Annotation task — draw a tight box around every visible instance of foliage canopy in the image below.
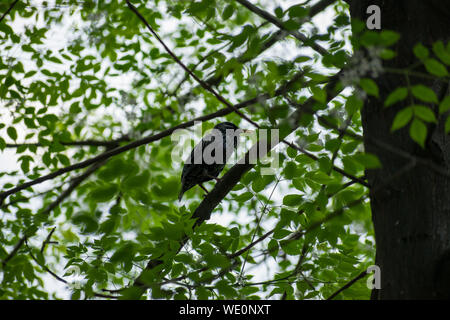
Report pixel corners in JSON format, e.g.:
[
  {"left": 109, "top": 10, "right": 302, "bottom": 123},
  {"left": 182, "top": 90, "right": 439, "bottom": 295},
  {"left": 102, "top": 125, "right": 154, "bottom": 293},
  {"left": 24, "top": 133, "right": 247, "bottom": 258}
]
[{"left": 1, "top": 0, "right": 449, "bottom": 300}]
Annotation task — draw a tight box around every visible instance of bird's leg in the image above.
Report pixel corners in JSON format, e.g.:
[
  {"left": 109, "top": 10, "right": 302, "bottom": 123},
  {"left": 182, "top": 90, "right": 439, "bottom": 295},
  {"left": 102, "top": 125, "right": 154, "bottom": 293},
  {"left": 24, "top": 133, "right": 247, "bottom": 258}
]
[{"left": 199, "top": 183, "right": 209, "bottom": 196}]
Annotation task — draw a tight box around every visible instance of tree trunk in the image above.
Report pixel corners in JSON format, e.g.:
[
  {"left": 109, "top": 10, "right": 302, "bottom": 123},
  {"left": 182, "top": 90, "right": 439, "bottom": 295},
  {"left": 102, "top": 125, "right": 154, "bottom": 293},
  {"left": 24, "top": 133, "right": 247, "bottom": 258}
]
[{"left": 347, "top": 0, "right": 450, "bottom": 299}]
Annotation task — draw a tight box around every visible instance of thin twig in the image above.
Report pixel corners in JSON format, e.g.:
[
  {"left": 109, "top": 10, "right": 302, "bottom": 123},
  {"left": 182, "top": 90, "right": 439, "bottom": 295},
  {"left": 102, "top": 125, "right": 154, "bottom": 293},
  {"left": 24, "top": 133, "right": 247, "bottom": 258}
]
[
  {"left": 40, "top": 227, "right": 56, "bottom": 253},
  {"left": 326, "top": 270, "right": 368, "bottom": 300},
  {"left": 235, "top": 0, "right": 328, "bottom": 56},
  {"left": 1, "top": 158, "right": 108, "bottom": 266},
  {"left": 126, "top": 0, "right": 259, "bottom": 128},
  {"left": 0, "top": 0, "right": 19, "bottom": 24},
  {"left": 1, "top": 235, "right": 26, "bottom": 267}
]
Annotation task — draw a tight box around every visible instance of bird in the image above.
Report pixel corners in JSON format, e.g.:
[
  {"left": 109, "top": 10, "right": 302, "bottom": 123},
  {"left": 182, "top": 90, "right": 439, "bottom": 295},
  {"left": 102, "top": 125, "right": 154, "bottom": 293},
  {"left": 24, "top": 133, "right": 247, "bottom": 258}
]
[{"left": 178, "top": 122, "right": 246, "bottom": 201}]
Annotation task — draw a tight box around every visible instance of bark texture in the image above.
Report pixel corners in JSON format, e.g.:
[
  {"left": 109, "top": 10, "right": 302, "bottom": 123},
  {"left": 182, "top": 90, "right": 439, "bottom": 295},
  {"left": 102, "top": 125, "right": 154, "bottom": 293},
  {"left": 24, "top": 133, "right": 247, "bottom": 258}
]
[{"left": 347, "top": 0, "right": 450, "bottom": 299}]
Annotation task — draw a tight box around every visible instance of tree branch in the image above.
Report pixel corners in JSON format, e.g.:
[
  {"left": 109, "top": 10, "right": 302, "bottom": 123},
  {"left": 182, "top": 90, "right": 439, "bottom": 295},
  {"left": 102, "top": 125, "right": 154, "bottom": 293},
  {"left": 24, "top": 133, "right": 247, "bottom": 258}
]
[
  {"left": 176, "top": 0, "right": 336, "bottom": 106},
  {"left": 228, "top": 228, "right": 275, "bottom": 259},
  {"left": 283, "top": 139, "right": 370, "bottom": 188},
  {"left": 128, "top": 0, "right": 369, "bottom": 193},
  {"left": 0, "top": 0, "right": 19, "bottom": 24},
  {"left": 326, "top": 270, "right": 368, "bottom": 300},
  {"left": 128, "top": 71, "right": 344, "bottom": 298},
  {"left": 0, "top": 69, "right": 304, "bottom": 205},
  {"left": 316, "top": 113, "right": 450, "bottom": 179},
  {"left": 111, "top": 173, "right": 359, "bottom": 295},
  {"left": 1, "top": 235, "right": 26, "bottom": 267},
  {"left": 126, "top": 0, "right": 259, "bottom": 128},
  {"left": 26, "top": 240, "right": 119, "bottom": 299},
  {"left": 40, "top": 227, "right": 56, "bottom": 253},
  {"left": 1, "top": 157, "right": 107, "bottom": 267},
  {"left": 235, "top": 0, "right": 329, "bottom": 56}
]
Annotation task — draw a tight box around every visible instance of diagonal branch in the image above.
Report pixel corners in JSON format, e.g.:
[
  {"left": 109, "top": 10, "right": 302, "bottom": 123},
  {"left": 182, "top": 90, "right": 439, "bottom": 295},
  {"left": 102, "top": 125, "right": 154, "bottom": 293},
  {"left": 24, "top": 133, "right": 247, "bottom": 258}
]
[
  {"left": 127, "top": 2, "right": 368, "bottom": 190},
  {"left": 228, "top": 228, "right": 274, "bottom": 259},
  {"left": 25, "top": 240, "right": 119, "bottom": 299},
  {"left": 175, "top": 29, "right": 286, "bottom": 106},
  {"left": 128, "top": 71, "right": 345, "bottom": 298},
  {"left": 0, "top": 182, "right": 64, "bottom": 211},
  {"left": 1, "top": 158, "right": 107, "bottom": 267},
  {"left": 0, "top": 0, "right": 19, "bottom": 24},
  {"left": 235, "top": 0, "right": 329, "bottom": 56},
  {"left": 176, "top": 0, "right": 336, "bottom": 106},
  {"left": 126, "top": 0, "right": 259, "bottom": 128},
  {"left": 0, "top": 69, "right": 304, "bottom": 205},
  {"left": 326, "top": 270, "right": 368, "bottom": 300},
  {"left": 40, "top": 227, "right": 56, "bottom": 253},
  {"left": 1, "top": 235, "right": 26, "bottom": 267},
  {"left": 105, "top": 172, "right": 360, "bottom": 295}
]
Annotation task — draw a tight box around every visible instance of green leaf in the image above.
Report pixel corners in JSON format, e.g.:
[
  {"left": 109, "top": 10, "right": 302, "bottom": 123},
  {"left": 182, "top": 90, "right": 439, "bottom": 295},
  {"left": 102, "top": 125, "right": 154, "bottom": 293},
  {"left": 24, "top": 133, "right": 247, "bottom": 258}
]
[
  {"left": 380, "top": 30, "right": 400, "bottom": 46},
  {"left": 288, "top": 4, "right": 307, "bottom": 19},
  {"left": 24, "top": 70, "right": 37, "bottom": 78},
  {"left": 353, "top": 153, "right": 382, "bottom": 169},
  {"left": 0, "top": 137, "right": 6, "bottom": 150},
  {"left": 379, "top": 49, "right": 396, "bottom": 60},
  {"left": 305, "top": 171, "right": 334, "bottom": 184},
  {"left": 273, "top": 228, "right": 291, "bottom": 239},
  {"left": 282, "top": 194, "right": 303, "bottom": 207},
  {"left": 311, "top": 86, "right": 327, "bottom": 103},
  {"left": 284, "top": 161, "right": 300, "bottom": 179},
  {"left": 123, "top": 171, "right": 150, "bottom": 190},
  {"left": 424, "top": 58, "right": 448, "bottom": 77},
  {"left": 345, "top": 94, "right": 363, "bottom": 114},
  {"left": 216, "top": 280, "right": 237, "bottom": 298},
  {"left": 274, "top": 6, "right": 283, "bottom": 18},
  {"left": 152, "top": 177, "right": 179, "bottom": 198},
  {"left": 411, "top": 85, "right": 438, "bottom": 103},
  {"left": 7, "top": 127, "right": 17, "bottom": 140},
  {"left": 268, "top": 239, "right": 279, "bottom": 258},
  {"left": 445, "top": 116, "right": 450, "bottom": 133},
  {"left": 409, "top": 119, "right": 427, "bottom": 148},
  {"left": 234, "top": 191, "right": 253, "bottom": 202},
  {"left": 412, "top": 105, "right": 437, "bottom": 123},
  {"left": 72, "top": 214, "right": 99, "bottom": 233},
  {"left": 432, "top": 41, "right": 450, "bottom": 65},
  {"left": 222, "top": 5, "right": 234, "bottom": 20},
  {"left": 439, "top": 96, "right": 450, "bottom": 114},
  {"left": 413, "top": 43, "right": 429, "bottom": 60},
  {"left": 110, "top": 243, "right": 136, "bottom": 264},
  {"left": 251, "top": 175, "right": 272, "bottom": 193},
  {"left": 89, "top": 184, "right": 118, "bottom": 202},
  {"left": 384, "top": 87, "right": 408, "bottom": 107},
  {"left": 391, "top": 107, "right": 413, "bottom": 131},
  {"left": 204, "top": 252, "right": 230, "bottom": 268},
  {"left": 359, "top": 78, "right": 379, "bottom": 97}
]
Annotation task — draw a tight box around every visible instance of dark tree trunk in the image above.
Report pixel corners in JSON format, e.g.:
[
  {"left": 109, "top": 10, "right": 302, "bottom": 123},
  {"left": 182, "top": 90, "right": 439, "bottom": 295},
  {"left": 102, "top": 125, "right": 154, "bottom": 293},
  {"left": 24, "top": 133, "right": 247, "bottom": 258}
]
[{"left": 347, "top": 0, "right": 450, "bottom": 299}]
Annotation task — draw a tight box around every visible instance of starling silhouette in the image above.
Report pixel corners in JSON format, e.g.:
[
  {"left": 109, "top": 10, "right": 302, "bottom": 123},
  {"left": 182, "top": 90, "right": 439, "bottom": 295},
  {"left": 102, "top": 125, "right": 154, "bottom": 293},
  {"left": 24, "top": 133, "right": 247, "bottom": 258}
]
[{"left": 178, "top": 122, "right": 245, "bottom": 201}]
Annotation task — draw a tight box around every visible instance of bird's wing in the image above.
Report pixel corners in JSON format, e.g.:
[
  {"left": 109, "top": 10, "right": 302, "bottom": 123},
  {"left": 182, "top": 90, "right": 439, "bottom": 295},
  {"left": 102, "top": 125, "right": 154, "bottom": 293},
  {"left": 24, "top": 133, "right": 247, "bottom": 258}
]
[{"left": 184, "top": 132, "right": 218, "bottom": 166}]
